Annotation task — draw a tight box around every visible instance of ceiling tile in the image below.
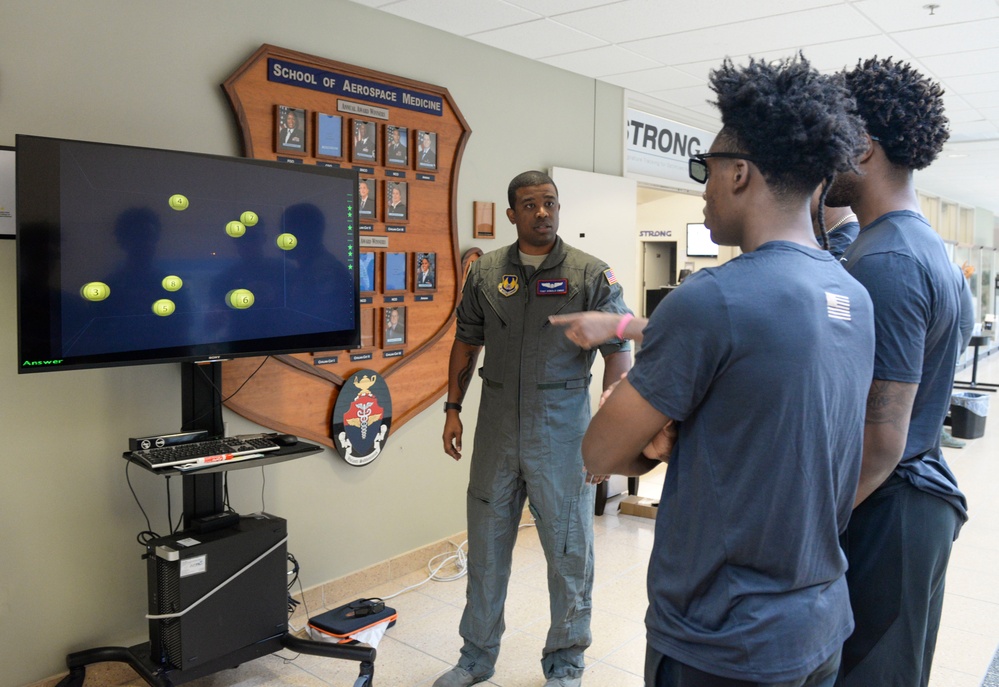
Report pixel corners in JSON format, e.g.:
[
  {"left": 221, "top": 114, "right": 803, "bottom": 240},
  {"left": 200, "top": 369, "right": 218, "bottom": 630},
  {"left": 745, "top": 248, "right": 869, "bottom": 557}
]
[
  {"left": 941, "top": 71, "right": 999, "bottom": 96},
  {"left": 540, "top": 45, "right": 662, "bottom": 78},
  {"left": 553, "top": 0, "right": 838, "bottom": 44},
  {"left": 852, "top": 0, "right": 999, "bottom": 33},
  {"left": 964, "top": 91, "right": 999, "bottom": 109},
  {"left": 947, "top": 108, "right": 992, "bottom": 124},
  {"left": 942, "top": 93, "right": 973, "bottom": 112},
  {"left": 622, "top": 5, "right": 880, "bottom": 66},
  {"left": 793, "top": 36, "right": 916, "bottom": 73},
  {"left": 502, "top": 0, "right": 620, "bottom": 15},
  {"left": 471, "top": 18, "right": 606, "bottom": 59},
  {"left": 668, "top": 36, "right": 913, "bottom": 82},
  {"left": 920, "top": 48, "right": 999, "bottom": 78},
  {"left": 979, "top": 106, "right": 999, "bottom": 121},
  {"left": 948, "top": 119, "right": 999, "bottom": 140},
  {"left": 891, "top": 17, "right": 999, "bottom": 57},
  {"left": 380, "top": 0, "right": 541, "bottom": 36},
  {"left": 603, "top": 66, "right": 705, "bottom": 92},
  {"left": 645, "top": 84, "right": 715, "bottom": 108}
]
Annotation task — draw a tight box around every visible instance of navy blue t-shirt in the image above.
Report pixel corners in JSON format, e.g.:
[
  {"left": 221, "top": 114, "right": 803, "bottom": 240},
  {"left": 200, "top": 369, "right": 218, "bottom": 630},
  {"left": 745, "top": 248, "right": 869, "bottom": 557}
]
[
  {"left": 840, "top": 210, "right": 967, "bottom": 520},
  {"left": 631, "top": 242, "right": 875, "bottom": 682},
  {"left": 820, "top": 220, "right": 860, "bottom": 260}
]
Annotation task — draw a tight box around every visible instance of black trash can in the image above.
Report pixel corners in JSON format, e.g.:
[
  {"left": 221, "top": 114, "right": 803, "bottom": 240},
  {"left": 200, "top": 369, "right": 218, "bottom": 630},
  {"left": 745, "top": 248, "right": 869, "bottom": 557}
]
[{"left": 950, "top": 391, "right": 989, "bottom": 439}]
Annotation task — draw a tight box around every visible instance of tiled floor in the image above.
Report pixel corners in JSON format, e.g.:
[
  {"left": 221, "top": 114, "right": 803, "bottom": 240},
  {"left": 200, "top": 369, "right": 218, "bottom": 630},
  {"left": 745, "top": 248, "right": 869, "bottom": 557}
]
[{"left": 121, "top": 351, "right": 999, "bottom": 687}]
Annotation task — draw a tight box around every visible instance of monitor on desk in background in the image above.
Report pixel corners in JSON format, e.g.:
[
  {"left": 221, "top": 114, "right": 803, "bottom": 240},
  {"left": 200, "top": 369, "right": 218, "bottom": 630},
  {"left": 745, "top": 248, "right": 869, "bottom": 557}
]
[{"left": 686, "top": 222, "right": 718, "bottom": 258}]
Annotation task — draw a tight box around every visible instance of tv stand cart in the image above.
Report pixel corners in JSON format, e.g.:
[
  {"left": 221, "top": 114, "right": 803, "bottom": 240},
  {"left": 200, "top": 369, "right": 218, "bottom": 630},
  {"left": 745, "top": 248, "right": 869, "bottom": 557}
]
[{"left": 56, "top": 362, "right": 379, "bottom": 687}]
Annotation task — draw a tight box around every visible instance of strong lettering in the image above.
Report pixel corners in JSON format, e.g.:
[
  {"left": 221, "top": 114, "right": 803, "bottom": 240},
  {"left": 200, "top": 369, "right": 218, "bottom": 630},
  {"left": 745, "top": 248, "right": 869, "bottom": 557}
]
[{"left": 629, "top": 120, "right": 703, "bottom": 156}]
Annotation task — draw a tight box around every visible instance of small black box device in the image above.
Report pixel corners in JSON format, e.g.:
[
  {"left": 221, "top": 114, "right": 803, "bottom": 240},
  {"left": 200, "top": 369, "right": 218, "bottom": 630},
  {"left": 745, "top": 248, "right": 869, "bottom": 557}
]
[{"left": 146, "top": 513, "right": 287, "bottom": 670}]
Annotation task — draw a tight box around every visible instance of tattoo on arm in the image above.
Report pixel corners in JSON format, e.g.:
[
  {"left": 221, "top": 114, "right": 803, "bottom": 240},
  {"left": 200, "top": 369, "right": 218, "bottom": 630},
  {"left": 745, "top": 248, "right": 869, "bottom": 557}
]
[
  {"left": 865, "top": 379, "right": 913, "bottom": 429},
  {"left": 457, "top": 351, "right": 476, "bottom": 400}
]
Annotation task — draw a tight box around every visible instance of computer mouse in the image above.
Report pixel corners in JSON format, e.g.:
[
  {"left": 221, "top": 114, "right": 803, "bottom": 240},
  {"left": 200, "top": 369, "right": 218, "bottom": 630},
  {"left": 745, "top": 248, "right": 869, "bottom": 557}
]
[{"left": 274, "top": 434, "right": 299, "bottom": 446}]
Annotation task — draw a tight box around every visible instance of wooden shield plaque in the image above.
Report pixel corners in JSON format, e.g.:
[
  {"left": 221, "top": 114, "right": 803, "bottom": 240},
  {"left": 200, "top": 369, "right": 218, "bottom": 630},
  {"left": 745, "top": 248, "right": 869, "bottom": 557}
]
[{"left": 220, "top": 44, "right": 470, "bottom": 448}]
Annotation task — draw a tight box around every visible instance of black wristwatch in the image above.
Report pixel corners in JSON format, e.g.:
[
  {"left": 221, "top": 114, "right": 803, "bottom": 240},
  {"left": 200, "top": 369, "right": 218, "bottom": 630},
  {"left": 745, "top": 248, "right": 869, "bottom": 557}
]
[{"left": 444, "top": 402, "right": 462, "bottom": 413}]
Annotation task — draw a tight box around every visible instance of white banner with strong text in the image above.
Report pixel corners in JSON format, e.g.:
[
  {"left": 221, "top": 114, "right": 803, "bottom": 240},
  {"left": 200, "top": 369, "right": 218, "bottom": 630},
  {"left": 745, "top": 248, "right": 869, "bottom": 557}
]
[{"left": 625, "top": 108, "right": 714, "bottom": 186}]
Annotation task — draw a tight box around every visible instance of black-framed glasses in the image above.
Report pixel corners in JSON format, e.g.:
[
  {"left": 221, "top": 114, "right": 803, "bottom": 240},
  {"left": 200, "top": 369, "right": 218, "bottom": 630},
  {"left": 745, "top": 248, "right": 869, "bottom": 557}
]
[{"left": 688, "top": 153, "right": 758, "bottom": 184}]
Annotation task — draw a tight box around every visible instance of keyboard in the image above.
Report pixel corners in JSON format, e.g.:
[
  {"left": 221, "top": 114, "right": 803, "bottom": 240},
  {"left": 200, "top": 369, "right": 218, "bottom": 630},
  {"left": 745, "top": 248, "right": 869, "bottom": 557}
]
[{"left": 130, "top": 436, "right": 281, "bottom": 469}]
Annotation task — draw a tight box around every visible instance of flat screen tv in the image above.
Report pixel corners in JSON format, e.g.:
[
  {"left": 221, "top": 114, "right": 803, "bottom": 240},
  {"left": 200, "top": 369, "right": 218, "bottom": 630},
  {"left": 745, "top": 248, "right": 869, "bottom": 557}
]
[
  {"left": 16, "top": 134, "right": 360, "bottom": 373},
  {"left": 686, "top": 222, "right": 719, "bottom": 258}
]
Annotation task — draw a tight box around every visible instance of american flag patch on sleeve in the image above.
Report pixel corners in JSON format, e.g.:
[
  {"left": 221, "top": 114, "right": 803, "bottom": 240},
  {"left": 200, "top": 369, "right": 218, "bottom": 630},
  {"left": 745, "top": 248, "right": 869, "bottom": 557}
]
[
  {"left": 604, "top": 268, "right": 618, "bottom": 286},
  {"left": 826, "top": 292, "right": 851, "bottom": 321}
]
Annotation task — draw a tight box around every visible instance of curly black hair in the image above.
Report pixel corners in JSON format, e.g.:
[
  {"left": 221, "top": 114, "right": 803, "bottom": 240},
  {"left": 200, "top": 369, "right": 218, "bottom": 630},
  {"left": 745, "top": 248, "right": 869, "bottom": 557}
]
[
  {"left": 843, "top": 57, "right": 949, "bottom": 170},
  {"left": 708, "top": 54, "right": 867, "bottom": 202}
]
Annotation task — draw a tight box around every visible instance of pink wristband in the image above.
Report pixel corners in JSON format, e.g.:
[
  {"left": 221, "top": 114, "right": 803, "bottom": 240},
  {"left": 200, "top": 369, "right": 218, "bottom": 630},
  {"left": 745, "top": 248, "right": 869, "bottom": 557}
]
[{"left": 615, "top": 313, "right": 634, "bottom": 340}]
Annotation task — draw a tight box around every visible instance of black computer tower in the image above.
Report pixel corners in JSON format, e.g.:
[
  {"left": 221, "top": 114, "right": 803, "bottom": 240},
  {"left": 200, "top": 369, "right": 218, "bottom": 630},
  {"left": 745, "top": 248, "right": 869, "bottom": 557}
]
[{"left": 145, "top": 513, "right": 288, "bottom": 671}]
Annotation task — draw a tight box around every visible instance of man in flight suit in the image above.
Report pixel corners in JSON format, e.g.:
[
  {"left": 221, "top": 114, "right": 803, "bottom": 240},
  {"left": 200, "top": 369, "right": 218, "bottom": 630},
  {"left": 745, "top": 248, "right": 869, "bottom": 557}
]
[{"left": 438, "top": 170, "right": 632, "bottom": 687}]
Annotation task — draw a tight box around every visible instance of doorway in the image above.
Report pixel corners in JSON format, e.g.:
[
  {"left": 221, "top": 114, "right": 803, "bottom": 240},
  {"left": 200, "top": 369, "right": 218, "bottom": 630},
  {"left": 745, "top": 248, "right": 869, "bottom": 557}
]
[{"left": 642, "top": 241, "right": 676, "bottom": 316}]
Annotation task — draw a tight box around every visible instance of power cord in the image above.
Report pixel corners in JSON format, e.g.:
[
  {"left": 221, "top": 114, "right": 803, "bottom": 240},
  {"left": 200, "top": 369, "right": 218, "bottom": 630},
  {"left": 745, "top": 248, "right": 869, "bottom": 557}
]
[
  {"left": 125, "top": 459, "right": 154, "bottom": 536},
  {"left": 282, "top": 522, "right": 536, "bottom": 638},
  {"left": 166, "top": 476, "right": 174, "bottom": 534},
  {"left": 379, "top": 520, "right": 536, "bottom": 601},
  {"left": 287, "top": 552, "right": 303, "bottom": 615},
  {"left": 280, "top": 551, "right": 311, "bottom": 658},
  {"left": 186, "top": 356, "right": 270, "bottom": 428}
]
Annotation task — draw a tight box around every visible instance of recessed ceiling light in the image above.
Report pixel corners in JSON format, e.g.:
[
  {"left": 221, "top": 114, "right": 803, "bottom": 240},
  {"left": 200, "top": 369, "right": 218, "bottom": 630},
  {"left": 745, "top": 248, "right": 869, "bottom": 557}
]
[{"left": 948, "top": 153, "right": 968, "bottom": 158}]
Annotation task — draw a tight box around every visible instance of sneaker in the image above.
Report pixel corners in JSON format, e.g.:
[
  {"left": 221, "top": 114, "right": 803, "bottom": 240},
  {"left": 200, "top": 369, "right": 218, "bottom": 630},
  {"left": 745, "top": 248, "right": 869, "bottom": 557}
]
[
  {"left": 544, "top": 677, "right": 582, "bottom": 687},
  {"left": 941, "top": 429, "right": 966, "bottom": 449},
  {"left": 433, "top": 666, "right": 491, "bottom": 687}
]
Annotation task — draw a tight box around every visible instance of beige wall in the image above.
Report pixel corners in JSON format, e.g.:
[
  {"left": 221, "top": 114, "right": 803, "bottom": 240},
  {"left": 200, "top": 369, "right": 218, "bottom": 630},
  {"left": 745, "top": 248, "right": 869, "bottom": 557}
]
[
  {"left": 0, "top": 2, "right": 626, "bottom": 684},
  {"left": 636, "top": 190, "right": 740, "bottom": 274}
]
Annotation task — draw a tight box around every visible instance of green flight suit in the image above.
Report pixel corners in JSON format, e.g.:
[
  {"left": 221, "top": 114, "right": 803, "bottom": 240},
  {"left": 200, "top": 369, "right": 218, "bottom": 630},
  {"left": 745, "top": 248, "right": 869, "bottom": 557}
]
[{"left": 454, "top": 237, "right": 631, "bottom": 680}]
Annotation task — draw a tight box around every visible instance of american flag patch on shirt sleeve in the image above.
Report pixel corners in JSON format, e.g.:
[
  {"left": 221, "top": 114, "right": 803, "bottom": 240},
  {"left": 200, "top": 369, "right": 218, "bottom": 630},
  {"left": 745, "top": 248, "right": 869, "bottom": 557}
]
[
  {"left": 826, "top": 292, "right": 851, "bottom": 321},
  {"left": 604, "top": 268, "right": 618, "bottom": 286}
]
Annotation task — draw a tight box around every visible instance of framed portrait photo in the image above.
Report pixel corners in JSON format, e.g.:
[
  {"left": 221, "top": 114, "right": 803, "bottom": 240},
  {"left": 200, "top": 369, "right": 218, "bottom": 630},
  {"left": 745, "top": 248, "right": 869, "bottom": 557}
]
[
  {"left": 358, "top": 178, "right": 377, "bottom": 220},
  {"left": 382, "top": 306, "right": 407, "bottom": 347},
  {"left": 383, "top": 251, "right": 408, "bottom": 293},
  {"left": 414, "top": 251, "right": 436, "bottom": 290},
  {"left": 315, "top": 112, "right": 343, "bottom": 159},
  {"left": 359, "top": 251, "right": 377, "bottom": 295},
  {"left": 385, "top": 125, "right": 409, "bottom": 168},
  {"left": 415, "top": 130, "right": 437, "bottom": 170},
  {"left": 385, "top": 180, "right": 408, "bottom": 222},
  {"left": 351, "top": 119, "right": 377, "bottom": 163},
  {"left": 276, "top": 105, "right": 306, "bottom": 153}
]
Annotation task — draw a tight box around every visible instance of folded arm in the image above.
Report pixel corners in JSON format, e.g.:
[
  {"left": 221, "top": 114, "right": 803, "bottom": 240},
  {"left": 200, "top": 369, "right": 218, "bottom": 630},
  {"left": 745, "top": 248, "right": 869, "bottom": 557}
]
[{"left": 583, "top": 377, "right": 673, "bottom": 477}]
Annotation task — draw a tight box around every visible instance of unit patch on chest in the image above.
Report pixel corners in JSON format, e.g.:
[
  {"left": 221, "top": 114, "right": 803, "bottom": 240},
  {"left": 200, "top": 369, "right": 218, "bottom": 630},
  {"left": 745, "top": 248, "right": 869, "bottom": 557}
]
[
  {"left": 536, "top": 278, "right": 568, "bottom": 296},
  {"left": 498, "top": 274, "right": 519, "bottom": 297}
]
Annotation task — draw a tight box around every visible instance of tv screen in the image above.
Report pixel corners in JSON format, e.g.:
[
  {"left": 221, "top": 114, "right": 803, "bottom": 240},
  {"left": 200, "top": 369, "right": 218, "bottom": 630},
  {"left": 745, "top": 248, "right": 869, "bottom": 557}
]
[
  {"left": 686, "top": 222, "right": 719, "bottom": 258},
  {"left": 16, "top": 135, "right": 360, "bottom": 373}
]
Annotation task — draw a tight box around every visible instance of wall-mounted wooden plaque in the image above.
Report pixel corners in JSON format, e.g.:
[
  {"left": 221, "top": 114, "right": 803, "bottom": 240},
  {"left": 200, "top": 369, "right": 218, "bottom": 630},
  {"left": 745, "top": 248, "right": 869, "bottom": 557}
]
[{"left": 221, "top": 44, "right": 471, "bottom": 447}]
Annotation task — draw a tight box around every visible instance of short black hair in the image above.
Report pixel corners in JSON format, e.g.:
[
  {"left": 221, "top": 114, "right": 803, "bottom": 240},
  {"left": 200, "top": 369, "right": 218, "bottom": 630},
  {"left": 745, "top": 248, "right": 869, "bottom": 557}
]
[
  {"left": 708, "top": 54, "right": 867, "bottom": 200},
  {"left": 843, "top": 57, "right": 949, "bottom": 171},
  {"left": 508, "top": 170, "right": 558, "bottom": 209}
]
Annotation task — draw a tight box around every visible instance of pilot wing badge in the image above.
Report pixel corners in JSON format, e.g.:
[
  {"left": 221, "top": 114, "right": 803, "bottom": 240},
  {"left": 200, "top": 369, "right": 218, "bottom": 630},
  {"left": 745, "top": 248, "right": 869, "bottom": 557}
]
[
  {"left": 825, "top": 292, "right": 851, "bottom": 321},
  {"left": 498, "top": 274, "right": 519, "bottom": 297}
]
